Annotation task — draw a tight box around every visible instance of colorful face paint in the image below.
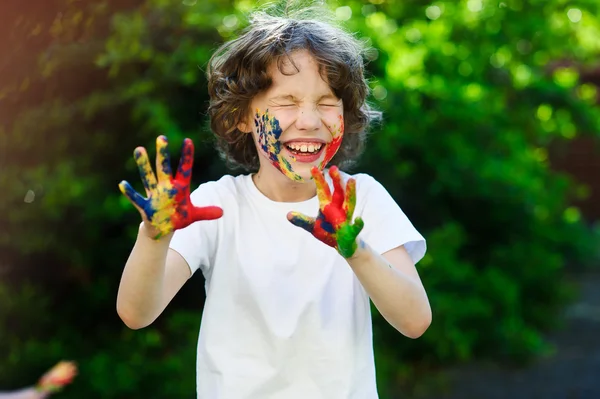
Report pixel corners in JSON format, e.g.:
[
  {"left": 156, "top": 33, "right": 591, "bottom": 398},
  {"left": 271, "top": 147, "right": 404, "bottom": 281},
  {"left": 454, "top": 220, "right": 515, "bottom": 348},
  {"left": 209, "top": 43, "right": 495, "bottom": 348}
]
[
  {"left": 287, "top": 166, "right": 364, "bottom": 258},
  {"left": 36, "top": 361, "right": 77, "bottom": 394},
  {"left": 254, "top": 109, "right": 345, "bottom": 182},
  {"left": 319, "top": 114, "right": 344, "bottom": 170},
  {"left": 254, "top": 109, "right": 302, "bottom": 181},
  {"left": 119, "top": 135, "right": 223, "bottom": 239}
]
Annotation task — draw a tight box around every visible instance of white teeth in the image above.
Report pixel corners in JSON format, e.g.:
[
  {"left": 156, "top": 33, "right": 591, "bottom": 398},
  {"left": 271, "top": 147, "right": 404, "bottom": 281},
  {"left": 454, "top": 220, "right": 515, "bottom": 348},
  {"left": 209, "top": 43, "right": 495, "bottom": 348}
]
[{"left": 286, "top": 143, "right": 323, "bottom": 153}]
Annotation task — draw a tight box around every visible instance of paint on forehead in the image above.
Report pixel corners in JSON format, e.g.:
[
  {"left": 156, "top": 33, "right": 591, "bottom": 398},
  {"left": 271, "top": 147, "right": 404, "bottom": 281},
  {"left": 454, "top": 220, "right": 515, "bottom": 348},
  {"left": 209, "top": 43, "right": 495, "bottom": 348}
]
[
  {"left": 318, "top": 114, "right": 345, "bottom": 170},
  {"left": 254, "top": 109, "right": 303, "bottom": 181}
]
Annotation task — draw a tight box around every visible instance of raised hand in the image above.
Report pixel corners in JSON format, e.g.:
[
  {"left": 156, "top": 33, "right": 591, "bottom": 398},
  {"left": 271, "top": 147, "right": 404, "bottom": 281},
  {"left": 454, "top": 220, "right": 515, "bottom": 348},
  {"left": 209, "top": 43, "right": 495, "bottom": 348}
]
[
  {"left": 287, "top": 166, "right": 364, "bottom": 258},
  {"left": 36, "top": 361, "right": 77, "bottom": 394},
  {"left": 119, "top": 136, "right": 223, "bottom": 239}
]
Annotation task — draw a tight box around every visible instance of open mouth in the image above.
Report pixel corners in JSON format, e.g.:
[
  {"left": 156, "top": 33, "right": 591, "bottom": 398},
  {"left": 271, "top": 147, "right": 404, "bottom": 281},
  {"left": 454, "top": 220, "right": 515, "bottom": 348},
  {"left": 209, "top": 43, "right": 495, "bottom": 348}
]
[
  {"left": 285, "top": 142, "right": 324, "bottom": 156},
  {"left": 283, "top": 142, "right": 325, "bottom": 163}
]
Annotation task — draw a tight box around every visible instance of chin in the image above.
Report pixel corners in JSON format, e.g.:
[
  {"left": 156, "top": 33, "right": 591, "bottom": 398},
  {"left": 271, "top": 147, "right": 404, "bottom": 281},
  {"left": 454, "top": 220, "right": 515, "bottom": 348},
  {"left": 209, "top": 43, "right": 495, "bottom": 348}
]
[
  {"left": 262, "top": 150, "right": 326, "bottom": 182},
  {"left": 287, "top": 159, "right": 325, "bottom": 182},
  {"left": 294, "top": 170, "right": 314, "bottom": 182}
]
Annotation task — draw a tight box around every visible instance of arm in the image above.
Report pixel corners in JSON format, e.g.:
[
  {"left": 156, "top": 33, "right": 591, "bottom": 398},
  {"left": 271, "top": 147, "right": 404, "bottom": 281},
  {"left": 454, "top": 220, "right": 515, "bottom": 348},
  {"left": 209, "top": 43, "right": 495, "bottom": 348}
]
[
  {"left": 116, "top": 228, "right": 191, "bottom": 329},
  {"left": 288, "top": 166, "right": 431, "bottom": 338},
  {"left": 0, "top": 388, "right": 46, "bottom": 399},
  {"left": 0, "top": 360, "right": 78, "bottom": 399},
  {"left": 116, "top": 136, "right": 222, "bottom": 329},
  {"left": 346, "top": 241, "right": 431, "bottom": 338}
]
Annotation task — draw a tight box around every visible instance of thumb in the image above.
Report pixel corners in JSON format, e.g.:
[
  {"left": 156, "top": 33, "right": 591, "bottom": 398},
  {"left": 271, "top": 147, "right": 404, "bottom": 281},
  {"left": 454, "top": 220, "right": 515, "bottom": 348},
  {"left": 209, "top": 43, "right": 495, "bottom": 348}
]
[
  {"left": 191, "top": 205, "right": 224, "bottom": 221},
  {"left": 351, "top": 217, "right": 365, "bottom": 236}
]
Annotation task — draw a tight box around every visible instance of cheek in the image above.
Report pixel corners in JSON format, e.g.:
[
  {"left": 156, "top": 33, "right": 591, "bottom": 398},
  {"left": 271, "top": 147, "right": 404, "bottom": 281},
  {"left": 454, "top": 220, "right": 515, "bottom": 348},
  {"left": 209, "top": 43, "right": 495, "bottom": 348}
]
[
  {"left": 269, "top": 111, "right": 294, "bottom": 131},
  {"left": 326, "top": 114, "right": 344, "bottom": 137},
  {"left": 323, "top": 135, "right": 343, "bottom": 162},
  {"left": 253, "top": 110, "right": 294, "bottom": 140},
  {"left": 319, "top": 114, "right": 344, "bottom": 168}
]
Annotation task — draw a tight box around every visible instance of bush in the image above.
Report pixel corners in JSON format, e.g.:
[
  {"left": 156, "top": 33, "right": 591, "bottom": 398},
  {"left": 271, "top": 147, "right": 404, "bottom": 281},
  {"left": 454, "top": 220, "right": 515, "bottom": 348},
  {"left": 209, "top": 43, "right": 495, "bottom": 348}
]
[{"left": 2, "top": 0, "right": 600, "bottom": 396}]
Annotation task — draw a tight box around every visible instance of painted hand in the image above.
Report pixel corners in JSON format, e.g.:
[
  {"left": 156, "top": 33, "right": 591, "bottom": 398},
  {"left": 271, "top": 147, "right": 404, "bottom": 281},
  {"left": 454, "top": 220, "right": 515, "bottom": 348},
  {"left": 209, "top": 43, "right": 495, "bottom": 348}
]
[
  {"left": 119, "top": 136, "right": 223, "bottom": 239},
  {"left": 287, "top": 166, "right": 364, "bottom": 258},
  {"left": 36, "top": 361, "right": 77, "bottom": 394}
]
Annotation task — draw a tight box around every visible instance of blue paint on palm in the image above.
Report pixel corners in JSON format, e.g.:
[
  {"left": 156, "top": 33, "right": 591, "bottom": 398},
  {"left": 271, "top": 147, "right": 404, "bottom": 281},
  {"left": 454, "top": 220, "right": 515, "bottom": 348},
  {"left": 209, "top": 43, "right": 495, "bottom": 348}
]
[{"left": 317, "top": 213, "right": 335, "bottom": 234}]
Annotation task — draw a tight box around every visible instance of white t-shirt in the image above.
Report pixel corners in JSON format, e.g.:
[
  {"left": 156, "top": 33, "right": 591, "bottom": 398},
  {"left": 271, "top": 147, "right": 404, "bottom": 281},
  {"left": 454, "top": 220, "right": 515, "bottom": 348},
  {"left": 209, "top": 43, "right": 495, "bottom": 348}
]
[{"left": 170, "top": 171, "right": 426, "bottom": 399}]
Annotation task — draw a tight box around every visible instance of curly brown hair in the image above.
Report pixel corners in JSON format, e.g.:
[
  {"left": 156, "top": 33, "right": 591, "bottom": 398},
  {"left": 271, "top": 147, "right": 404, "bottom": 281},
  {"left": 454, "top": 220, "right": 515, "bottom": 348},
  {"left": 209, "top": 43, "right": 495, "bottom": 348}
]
[{"left": 206, "top": 6, "right": 379, "bottom": 171}]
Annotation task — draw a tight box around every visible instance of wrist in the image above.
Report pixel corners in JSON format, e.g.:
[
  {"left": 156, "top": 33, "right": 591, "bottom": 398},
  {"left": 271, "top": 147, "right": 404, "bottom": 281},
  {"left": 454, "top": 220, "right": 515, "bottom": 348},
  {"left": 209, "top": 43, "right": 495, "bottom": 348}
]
[
  {"left": 34, "top": 385, "right": 51, "bottom": 398},
  {"left": 139, "top": 222, "right": 173, "bottom": 242},
  {"left": 346, "top": 238, "right": 370, "bottom": 261}
]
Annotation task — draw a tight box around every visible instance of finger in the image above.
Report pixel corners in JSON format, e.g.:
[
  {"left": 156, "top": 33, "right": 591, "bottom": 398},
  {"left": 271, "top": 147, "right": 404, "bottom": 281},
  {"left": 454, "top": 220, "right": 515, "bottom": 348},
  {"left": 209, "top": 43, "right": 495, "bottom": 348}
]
[
  {"left": 287, "top": 211, "right": 315, "bottom": 233},
  {"left": 343, "top": 178, "right": 357, "bottom": 220},
  {"left": 310, "top": 166, "right": 331, "bottom": 206},
  {"left": 329, "top": 165, "right": 344, "bottom": 209},
  {"left": 119, "top": 180, "right": 151, "bottom": 217},
  {"left": 176, "top": 138, "right": 195, "bottom": 184},
  {"left": 156, "top": 135, "right": 173, "bottom": 182},
  {"left": 338, "top": 218, "right": 364, "bottom": 243},
  {"left": 352, "top": 217, "right": 365, "bottom": 236},
  {"left": 191, "top": 205, "right": 223, "bottom": 221},
  {"left": 134, "top": 147, "right": 157, "bottom": 195}
]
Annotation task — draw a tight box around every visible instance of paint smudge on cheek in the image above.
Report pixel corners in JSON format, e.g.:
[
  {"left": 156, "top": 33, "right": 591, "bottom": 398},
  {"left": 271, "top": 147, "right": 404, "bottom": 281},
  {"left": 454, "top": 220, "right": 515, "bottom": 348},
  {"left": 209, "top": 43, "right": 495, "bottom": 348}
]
[
  {"left": 254, "top": 109, "right": 303, "bottom": 181},
  {"left": 319, "top": 114, "right": 345, "bottom": 170},
  {"left": 255, "top": 110, "right": 282, "bottom": 161}
]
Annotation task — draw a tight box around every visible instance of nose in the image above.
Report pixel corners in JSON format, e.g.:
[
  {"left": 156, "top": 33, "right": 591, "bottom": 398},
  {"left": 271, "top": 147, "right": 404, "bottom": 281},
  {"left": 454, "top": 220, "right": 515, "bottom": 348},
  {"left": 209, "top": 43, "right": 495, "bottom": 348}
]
[{"left": 294, "top": 107, "right": 322, "bottom": 132}]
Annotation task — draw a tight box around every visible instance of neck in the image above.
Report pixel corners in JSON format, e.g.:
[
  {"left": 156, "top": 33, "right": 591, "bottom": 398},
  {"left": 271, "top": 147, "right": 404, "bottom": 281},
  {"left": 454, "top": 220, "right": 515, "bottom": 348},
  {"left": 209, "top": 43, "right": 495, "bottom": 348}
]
[{"left": 252, "top": 169, "right": 316, "bottom": 202}]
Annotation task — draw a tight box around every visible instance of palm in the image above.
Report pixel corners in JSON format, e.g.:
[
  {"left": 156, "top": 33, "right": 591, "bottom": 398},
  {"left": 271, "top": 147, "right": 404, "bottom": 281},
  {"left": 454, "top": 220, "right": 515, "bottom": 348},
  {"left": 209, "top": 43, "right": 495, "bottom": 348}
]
[
  {"left": 36, "top": 361, "right": 77, "bottom": 394},
  {"left": 288, "top": 166, "right": 364, "bottom": 258},
  {"left": 119, "top": 136, "right": 223, "bottom": 239}
]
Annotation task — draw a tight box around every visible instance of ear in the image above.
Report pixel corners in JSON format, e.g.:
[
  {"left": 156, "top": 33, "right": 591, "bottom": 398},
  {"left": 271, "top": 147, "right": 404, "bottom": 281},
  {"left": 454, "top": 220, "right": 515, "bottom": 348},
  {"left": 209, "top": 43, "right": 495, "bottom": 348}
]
[{"left": 237, "top": 116, "right": 252, "bottom": 133}]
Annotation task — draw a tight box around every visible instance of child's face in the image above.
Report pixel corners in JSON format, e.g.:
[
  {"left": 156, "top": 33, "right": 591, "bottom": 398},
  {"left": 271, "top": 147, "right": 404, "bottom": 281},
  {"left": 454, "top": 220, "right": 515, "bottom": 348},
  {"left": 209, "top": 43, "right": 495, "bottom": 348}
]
[{"left": 247, "top": 50, "right": 344, "bottom": 182}]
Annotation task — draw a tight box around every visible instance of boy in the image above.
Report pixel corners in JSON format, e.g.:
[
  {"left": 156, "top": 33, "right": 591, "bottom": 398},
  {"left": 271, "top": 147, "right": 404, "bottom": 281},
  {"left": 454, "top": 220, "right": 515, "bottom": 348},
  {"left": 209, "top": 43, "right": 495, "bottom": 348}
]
[{"left": 116, "top": 5, "right": 431, "bottom": 399}]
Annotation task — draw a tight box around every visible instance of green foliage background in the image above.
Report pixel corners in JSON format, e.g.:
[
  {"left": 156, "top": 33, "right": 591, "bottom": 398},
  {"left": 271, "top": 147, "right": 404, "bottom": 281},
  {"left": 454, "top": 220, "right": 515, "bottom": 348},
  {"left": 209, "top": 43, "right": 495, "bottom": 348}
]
[{"left": 1, "top": 0, "right": 600, "bottom": 397}]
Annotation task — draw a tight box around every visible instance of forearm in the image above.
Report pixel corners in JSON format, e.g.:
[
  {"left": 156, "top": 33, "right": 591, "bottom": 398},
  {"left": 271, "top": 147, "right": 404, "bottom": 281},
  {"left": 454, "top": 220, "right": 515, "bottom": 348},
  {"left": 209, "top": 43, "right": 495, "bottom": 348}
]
[
  {"left": 346, "top": 240, "right": 431, "bottom": 338},
  {"left": 117, "top": 224, "right": 172, "bottom": 329},
  {"left": 0, "top": 387, "right": 47, "bottom": 399}
]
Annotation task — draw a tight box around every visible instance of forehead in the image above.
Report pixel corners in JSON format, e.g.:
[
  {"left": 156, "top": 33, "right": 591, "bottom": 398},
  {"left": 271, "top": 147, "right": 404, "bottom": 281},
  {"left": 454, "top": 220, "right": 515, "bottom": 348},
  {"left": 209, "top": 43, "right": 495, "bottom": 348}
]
[{"left": 266, "top": 50, "right": 333, "bottom": 94}]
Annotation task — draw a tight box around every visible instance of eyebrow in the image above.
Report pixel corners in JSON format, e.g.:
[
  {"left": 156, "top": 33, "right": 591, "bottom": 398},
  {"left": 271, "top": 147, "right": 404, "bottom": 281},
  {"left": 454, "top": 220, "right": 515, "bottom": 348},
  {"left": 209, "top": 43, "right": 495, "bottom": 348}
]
[
  {"left": 269, "top": 94, "right": 340, "bottom": 102},
  {"left": 269, "top": 94, "right": 298, "bottom": 102}
]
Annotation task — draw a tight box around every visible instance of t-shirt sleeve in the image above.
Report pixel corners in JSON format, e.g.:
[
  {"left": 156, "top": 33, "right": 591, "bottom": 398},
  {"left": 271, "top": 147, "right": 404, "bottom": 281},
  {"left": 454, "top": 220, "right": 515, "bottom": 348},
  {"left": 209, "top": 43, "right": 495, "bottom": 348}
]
[
  {"left": 355, "top": 175, "right": 426, "bottom": 265},
  {"left": 169, "top": 182, "right": 221, "bottom": 277}
]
